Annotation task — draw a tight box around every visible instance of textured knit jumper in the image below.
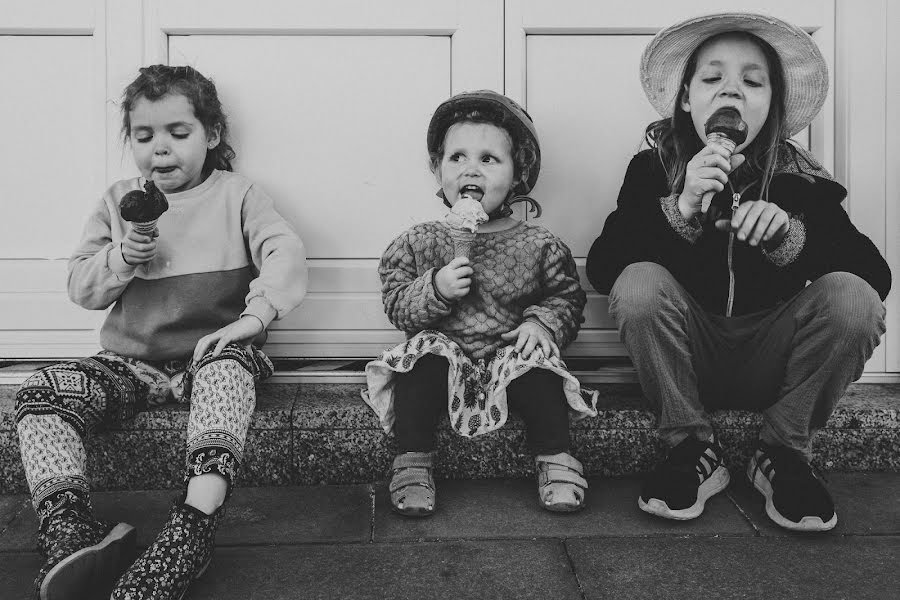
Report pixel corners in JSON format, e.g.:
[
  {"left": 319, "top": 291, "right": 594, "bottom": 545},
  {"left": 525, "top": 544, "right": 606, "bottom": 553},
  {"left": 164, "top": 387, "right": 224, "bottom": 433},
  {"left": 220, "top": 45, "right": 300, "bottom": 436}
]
[
  {"left": 365, "top": 219, "right": 598, "bottom": 439},
  {"left": 379, "top": 220, "right": 585, "bottom": 361}
]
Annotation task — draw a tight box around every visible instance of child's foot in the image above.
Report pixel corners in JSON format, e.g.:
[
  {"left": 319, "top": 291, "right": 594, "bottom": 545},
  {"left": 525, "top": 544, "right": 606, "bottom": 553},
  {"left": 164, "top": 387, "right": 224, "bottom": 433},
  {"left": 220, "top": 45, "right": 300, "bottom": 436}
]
[
  {"left": 535, "top": 452, "right": 587, "bottom": 512},
  {"left": 748, "top": 441, "right": 837, "bottom": 532},
  {"left": 639, "top": 434, "right": 729, "bottom": 520},
  {"left": 110, "top": 496, "right": 221, "bottom": 600},
  {"left": 37, "top": 508, "right": 136, "bottom": 600},
  {"left": 389, "top": 452, "right": 436, "bottom": 517}
]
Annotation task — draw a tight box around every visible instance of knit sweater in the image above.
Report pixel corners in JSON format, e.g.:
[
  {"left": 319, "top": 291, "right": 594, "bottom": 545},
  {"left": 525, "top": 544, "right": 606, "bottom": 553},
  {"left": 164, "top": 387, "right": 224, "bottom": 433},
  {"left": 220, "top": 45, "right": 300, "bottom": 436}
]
[
  {"left": 68, "top": 170, "right": 308, "bottom": 360},
  {"left": 379, "top": 220, "right": 586, "bottom": 361}
]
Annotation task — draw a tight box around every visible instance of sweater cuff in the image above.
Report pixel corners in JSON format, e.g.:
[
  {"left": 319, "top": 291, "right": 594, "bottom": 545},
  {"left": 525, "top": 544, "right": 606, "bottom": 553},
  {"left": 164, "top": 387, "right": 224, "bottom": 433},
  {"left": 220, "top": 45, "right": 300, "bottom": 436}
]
[
  {"left": 660, "top": 194, "right": 702, "bottom": 244},
  {"left": 107, "top": 243, "right": 137, "bottom": 280},
  {"left": 761, "top": 217, "right": 806, "bottom": 267},
  {"left": 242, "top": 296, "right": 278, "bottom": 330}
]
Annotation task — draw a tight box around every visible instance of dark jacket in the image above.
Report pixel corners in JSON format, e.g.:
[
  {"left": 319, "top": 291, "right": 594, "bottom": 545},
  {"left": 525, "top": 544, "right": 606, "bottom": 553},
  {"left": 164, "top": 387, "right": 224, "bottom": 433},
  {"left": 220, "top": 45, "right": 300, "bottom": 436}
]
[{"left": 586, "top": 144, "right": 891, "bottom": 317}]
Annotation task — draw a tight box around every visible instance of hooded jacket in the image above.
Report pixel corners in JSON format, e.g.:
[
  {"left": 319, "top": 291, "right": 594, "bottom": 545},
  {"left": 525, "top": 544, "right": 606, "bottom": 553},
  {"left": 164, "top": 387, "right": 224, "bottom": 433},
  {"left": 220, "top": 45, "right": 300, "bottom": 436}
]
[{"left": 586, "top": 143, "right": 891, "bottom": 317}]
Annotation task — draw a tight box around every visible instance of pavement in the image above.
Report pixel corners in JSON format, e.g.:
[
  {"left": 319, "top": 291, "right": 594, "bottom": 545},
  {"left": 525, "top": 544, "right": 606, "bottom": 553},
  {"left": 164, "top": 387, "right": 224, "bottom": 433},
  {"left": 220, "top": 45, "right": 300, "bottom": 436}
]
[{"left": 1, "top": 473, "right": 898, "bottom": 600}]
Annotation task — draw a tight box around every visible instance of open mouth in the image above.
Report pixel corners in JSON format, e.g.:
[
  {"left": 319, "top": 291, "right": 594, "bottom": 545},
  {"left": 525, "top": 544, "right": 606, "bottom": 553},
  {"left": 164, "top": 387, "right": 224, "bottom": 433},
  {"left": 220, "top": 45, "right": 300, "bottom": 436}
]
[{"left": 459, "top": 185, "right": 484, "bottom": 201}]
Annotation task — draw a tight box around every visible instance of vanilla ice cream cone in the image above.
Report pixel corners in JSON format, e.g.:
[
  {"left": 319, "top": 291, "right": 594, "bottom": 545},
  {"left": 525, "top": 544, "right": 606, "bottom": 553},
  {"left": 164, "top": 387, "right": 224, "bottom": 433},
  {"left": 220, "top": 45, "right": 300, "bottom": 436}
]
[{"left": 449, "top": 228, "right": 476, "bottom": 259}]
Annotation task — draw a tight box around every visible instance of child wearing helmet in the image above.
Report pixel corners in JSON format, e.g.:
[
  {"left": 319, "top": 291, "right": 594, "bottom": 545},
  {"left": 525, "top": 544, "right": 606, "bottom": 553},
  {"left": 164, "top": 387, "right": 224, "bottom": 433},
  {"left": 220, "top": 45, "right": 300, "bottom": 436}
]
[
  {"left": 364, "top": 90, "right": 598, "bottom": 516},
  {"left": 586, "top": 12, "right": 890, "bottom": 531}
]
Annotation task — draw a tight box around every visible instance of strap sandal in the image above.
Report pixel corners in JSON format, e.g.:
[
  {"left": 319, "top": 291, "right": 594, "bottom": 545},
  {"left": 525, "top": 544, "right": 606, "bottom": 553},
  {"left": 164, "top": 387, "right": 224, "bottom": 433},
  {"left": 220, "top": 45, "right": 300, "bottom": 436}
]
[
  {"left": 389, "top": 452, "right": 436, "bottom": 518},
  {"left": 535, "top": 452, "right": 588, "bottom": 513}
]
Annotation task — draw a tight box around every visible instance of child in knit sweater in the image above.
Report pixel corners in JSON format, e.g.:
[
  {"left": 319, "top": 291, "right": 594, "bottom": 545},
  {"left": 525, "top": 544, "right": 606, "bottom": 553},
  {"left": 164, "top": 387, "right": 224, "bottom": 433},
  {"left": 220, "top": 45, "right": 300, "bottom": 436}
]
[{"left": 364, "top": 90, "right": 597, "bottom": 517}]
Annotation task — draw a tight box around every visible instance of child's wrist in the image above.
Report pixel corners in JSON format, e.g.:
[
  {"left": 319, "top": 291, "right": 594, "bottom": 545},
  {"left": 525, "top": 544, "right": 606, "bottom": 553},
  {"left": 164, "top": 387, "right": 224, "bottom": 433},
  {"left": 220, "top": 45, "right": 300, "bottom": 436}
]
[
  {"left": 432, "top": 272, "right": 453, "bottom": 303},
  {"left": 108, "top": 242, "right": 136, "bottom": 274}
]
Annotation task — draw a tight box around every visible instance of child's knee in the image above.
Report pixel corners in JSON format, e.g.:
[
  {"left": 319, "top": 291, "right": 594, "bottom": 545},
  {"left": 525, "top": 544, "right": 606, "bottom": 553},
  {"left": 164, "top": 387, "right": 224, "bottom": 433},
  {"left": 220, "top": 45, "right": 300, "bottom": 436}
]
[
  {"left": 809, "top": 272, "right": 886, "bottom": 341},
  {"left": 609, "top": 262, "right": 681, "bottom": 324}
]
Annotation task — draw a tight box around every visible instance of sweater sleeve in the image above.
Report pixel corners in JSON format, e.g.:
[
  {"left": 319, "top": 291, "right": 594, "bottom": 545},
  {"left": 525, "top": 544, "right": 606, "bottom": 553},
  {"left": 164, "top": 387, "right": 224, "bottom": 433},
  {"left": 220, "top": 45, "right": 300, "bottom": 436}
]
[
  {"left": 586, "top": 150, "right": 699, "bottom": 294},
  {"left": 522, "top": 238, "right": 586, "bottom": 349},
  {"left": 241, "top": 184, "right": 308, "bottom": 329},
  {"left": 798, "top": 199, "right": 892, "bottom": 301},
  {"left": 379, "top": 231, "right": 453, "bottom": 334},
  {"left": 67, "top": 195, "right": 137, "bottom": 310}
]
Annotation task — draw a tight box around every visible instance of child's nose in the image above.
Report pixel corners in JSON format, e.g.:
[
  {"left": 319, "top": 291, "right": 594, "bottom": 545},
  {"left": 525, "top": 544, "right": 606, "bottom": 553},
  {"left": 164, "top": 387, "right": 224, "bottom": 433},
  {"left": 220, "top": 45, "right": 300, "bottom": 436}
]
[{"left": 719, "top": 79, "right": 742, "bottom": 99}]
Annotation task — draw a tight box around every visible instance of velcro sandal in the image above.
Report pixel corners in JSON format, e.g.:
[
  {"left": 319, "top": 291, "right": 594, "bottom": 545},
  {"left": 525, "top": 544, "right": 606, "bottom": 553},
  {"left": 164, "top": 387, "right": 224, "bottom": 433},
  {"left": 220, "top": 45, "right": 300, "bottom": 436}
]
[
  {"left": 389, "top": 452, "right": 436, "bottom": 517},
  {"left": 535, "top": 452, "right": 588, "bottom": 513}
]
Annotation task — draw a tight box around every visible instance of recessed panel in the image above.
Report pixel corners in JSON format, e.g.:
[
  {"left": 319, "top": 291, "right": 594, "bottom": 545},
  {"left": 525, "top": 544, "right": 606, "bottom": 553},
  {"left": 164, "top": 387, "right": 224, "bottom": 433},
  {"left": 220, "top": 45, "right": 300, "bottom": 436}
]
[
  {"left": 0, "top": 36, "right": 96, "bottom": 259},
  {"left": 169, "top": 35, "right": 451, "bottom": 258},
  {"left": 526, "top": 35, "right": 660, "bottom": 258}
]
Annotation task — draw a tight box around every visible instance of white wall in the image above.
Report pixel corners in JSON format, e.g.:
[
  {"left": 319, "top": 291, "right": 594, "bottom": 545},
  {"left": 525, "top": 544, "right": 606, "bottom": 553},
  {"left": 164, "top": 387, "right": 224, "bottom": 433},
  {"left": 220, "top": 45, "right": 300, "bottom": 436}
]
[{"left": 1, "top": 0, "right": 896, "bottom": 376}]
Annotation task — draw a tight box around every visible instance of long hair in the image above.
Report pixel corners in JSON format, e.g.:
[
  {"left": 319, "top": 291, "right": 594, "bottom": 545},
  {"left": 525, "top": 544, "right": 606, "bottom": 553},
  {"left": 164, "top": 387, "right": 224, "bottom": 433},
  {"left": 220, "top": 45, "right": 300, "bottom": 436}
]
[
  {"left": 645, "top": 32, "right": 787, "bottom": 200},
  {"left": 121, "top": 65, "right": 236, "bottom": 173}
]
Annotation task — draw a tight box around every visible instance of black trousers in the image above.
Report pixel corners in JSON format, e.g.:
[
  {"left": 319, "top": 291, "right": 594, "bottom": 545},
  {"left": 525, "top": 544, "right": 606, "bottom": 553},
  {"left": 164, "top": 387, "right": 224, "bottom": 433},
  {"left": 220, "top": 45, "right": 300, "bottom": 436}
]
[{"left": 393, "top": 354, "right": 570, "bottom": 454}]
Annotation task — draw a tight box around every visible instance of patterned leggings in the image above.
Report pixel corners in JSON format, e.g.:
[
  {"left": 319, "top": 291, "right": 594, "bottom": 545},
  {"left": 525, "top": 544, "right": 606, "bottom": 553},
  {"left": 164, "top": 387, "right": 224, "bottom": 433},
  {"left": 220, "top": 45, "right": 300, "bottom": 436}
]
[{"left": 15, "top": 344, "right": 273, "bottom": 524}]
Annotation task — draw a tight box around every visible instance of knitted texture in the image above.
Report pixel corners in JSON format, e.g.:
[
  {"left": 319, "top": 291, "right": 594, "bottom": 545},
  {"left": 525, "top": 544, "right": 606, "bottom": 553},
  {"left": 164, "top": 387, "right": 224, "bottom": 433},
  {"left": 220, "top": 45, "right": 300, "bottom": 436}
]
[{"left": 379, "top": 221, "right": 586, "bottom": 361}]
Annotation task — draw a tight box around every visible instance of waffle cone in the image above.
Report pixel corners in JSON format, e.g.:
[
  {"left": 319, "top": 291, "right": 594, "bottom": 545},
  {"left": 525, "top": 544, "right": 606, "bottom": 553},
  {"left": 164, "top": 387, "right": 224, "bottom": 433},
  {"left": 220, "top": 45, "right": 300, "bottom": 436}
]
[
  {"left": 131, "top": 219, "right": 159, "bottom": 236},
  {"left": 449, "top": 228, "right": 476, "bottom": 259}
]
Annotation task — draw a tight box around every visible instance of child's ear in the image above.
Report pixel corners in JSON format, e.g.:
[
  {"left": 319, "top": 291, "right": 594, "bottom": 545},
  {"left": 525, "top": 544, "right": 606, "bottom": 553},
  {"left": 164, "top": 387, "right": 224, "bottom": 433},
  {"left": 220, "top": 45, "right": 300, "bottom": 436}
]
[
  {"left": 206, "top": 125, "right": 221, "bottom": 150},
  {"left": 680, "top": 85, "right": 692, "bottom": 113}
]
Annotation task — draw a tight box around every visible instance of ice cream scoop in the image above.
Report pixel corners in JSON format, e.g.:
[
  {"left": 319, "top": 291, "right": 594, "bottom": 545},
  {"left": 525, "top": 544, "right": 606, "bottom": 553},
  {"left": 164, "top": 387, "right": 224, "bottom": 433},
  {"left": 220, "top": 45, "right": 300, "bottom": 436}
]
[
  {"left": 445, "top": 195, "right": 489, "bottom": 258},
  {"left": 701, "top": 107, "right": 748, "bottom": 215},
  {"left": 119, "top": 180, "right": 168, "bottom": 235},
  {"left": 705, "top": 106, "right": 748, "bottom": 154}
]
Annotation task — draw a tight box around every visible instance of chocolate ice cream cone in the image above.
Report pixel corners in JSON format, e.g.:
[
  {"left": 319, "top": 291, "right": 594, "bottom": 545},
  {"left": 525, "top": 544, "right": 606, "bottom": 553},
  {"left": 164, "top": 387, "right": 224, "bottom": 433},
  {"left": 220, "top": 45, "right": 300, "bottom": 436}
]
[{"left": 131, "top": 219, "right": 159, "bottom": 236}]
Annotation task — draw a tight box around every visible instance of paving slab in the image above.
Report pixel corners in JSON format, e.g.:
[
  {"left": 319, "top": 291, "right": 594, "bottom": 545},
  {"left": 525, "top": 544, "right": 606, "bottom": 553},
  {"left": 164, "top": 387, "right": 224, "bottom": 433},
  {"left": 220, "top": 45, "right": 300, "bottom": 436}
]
[
  {"left": 0, "top": 494, "right": 26, "bottom": 531},
  {"left": 374, "top": 478, "right": 754, "bottom": 541},
  {"left": 0, "top": 552, "right": 42, "bottom": 600},
  {"left": 567, "top": 535, "right": 900, "bottom": 600},
  {"left": 728, "top": 472, "right": 900, "bottom": 536},
  {"left": 188, "top": 540, "right": 582, "bottom": 600},
  {"left": 0, "top": 485, "right": 373, "bottom": 551}
]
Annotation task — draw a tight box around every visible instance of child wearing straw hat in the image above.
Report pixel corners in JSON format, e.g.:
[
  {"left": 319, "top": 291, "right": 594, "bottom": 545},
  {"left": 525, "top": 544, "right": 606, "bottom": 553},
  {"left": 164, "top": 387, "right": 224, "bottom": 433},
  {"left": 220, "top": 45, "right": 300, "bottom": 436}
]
[
  {"left": 364, "top": 90, "right": 598, "bottom": 517},
  {"left": 586, "top": 12, "right": 890, "bottom": 531}
]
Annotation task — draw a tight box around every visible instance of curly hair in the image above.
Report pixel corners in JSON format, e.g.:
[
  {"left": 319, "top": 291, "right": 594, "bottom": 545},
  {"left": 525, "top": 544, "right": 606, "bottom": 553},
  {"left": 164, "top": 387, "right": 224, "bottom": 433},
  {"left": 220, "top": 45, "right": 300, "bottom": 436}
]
[
  {"left": 121, "top": 65, "right": 235, "bottom": 173},
  {"left": 645, "top": 32, "right": 787, "bottom": 200},
  {"left": 428, "top": 106, "right": 539, "bottom": 196}
]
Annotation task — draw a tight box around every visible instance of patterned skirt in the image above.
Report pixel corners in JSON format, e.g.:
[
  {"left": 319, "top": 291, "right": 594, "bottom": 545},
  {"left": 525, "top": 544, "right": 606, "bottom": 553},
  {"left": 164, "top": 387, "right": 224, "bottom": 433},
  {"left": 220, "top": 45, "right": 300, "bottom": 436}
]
[{"left": 363, "top": 330, "right": 598, "bottom": 438}]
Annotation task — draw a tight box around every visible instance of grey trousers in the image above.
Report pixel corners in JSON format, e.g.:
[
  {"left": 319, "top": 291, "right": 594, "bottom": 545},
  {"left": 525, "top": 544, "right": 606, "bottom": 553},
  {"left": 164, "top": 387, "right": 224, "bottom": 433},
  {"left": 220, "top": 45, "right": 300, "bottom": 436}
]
[{"left": 608, "top": 262, "right": 886, "bottom": 457}]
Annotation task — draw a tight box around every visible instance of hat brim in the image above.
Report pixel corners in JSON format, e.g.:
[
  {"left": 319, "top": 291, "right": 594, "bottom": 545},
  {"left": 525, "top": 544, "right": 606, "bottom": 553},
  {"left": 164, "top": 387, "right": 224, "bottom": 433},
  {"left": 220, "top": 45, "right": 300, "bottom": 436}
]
[
  {"left": 640, "top": 12, "right": 828, "bottom": 137},
  {"left": 427, "top": 91, "right": 541, "bottom": 194}
]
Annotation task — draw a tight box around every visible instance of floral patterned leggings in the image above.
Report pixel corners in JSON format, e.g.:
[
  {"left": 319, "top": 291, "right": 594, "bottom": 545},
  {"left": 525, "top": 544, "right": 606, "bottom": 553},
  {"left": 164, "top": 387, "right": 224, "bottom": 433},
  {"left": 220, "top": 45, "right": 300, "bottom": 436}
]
[{"left": 15, "top": 344, "right": 272, "bottom": 525}]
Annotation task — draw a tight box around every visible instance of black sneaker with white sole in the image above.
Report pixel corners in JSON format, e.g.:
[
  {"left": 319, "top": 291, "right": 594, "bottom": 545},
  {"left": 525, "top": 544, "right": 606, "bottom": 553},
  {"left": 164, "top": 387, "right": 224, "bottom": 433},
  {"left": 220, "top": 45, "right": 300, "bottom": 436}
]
[
  {"left": 639, "top": 434, "right": 730, "bottom": 520},
  {"left": 747, "top": 441, "right": 837, "bottom": 532}
]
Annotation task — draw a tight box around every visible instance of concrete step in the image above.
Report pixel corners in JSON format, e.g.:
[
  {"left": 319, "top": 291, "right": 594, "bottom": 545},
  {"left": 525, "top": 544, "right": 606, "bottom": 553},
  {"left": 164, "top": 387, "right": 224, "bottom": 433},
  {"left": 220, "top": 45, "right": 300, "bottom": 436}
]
[{"left": 1, "top": 380, "right": 898, "bottom": 494}]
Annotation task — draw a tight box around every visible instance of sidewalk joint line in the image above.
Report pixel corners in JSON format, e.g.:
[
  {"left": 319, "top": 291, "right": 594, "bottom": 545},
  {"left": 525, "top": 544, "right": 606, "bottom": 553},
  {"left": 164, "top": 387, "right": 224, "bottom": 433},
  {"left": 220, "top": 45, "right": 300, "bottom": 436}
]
[
  {"left": 368, "top": 484, "right": 376, "bottom": 543},
  {"left": 726, "top": 490, "right": 761, "bottom": 536},
  {"left": 562, "top": 539, "right": 588, "bottom": 600}
]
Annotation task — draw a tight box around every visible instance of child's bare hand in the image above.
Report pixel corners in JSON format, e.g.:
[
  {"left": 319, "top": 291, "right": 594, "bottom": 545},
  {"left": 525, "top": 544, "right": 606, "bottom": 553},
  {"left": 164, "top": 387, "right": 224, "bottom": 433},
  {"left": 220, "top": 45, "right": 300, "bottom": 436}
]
[
  {"left": 715, "top": 200, "right": 790, "bottom": 248},
  {"left": 434, "top": 257, "right": 474, "bottom": 301},
  {"left": 678, "top": 146, "right": 746, "bottom": 218},
  {"left": 500, "top": 321, "right": 559, "bottom": 360},
  {"left": 192, "top": 316, "right": 264, "bottom": 362},
  {"left": 121, "top": 227, "right": 158, "bottom": 266}
]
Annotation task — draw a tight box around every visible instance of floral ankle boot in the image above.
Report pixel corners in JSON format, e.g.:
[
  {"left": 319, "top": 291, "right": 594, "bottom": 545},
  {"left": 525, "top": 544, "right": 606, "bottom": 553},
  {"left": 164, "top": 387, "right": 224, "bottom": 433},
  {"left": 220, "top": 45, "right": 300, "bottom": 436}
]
[
  {"left": 36, "top": 505, "right": 136, "bottom": 600},
  {"left": 110, "top": 497, "right": 222, "bottom": 600}
]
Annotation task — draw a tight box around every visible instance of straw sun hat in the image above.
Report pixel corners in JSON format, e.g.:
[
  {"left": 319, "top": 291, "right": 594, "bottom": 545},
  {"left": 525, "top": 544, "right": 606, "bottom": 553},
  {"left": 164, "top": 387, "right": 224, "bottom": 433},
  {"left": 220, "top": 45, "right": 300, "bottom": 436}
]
[{"left": 640, "top": 12, "right": 829, "bottom": 136}]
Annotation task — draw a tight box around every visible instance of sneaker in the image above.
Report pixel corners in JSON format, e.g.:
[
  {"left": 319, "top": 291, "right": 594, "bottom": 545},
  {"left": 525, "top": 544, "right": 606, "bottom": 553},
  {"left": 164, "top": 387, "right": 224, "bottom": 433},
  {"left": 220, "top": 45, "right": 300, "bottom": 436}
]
[
  {"left": 37, "top": 508, "right": 136, "bottom": 600},
  {"left": 111, "top": 496, "right": 222, "bottom": 600},
  {"left": 747, "top": 441, "right": 837, "bottom": 532},
  {"left": 639, "top": 434, "right": 730, "bottom": 520}
]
